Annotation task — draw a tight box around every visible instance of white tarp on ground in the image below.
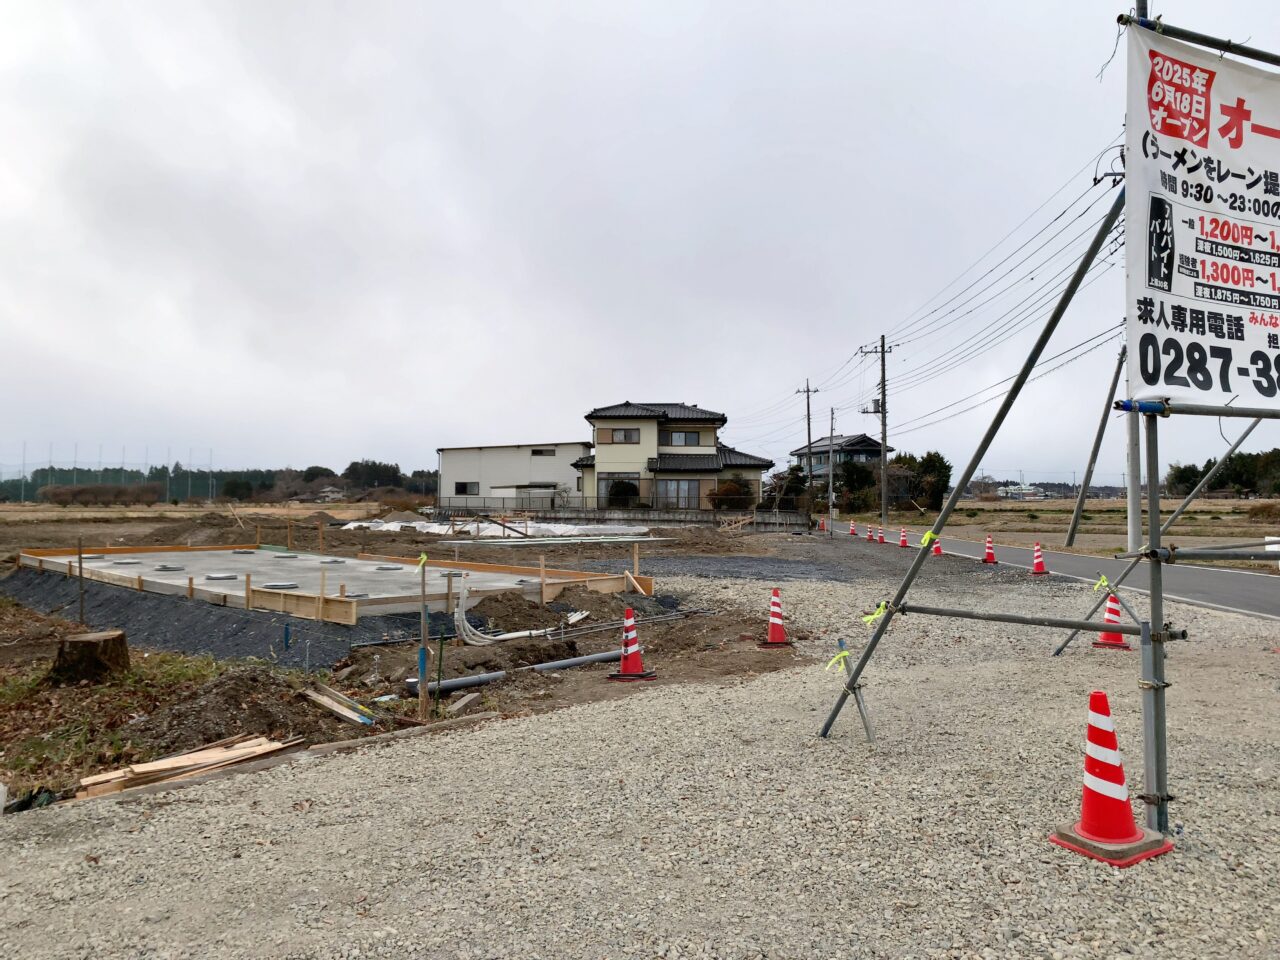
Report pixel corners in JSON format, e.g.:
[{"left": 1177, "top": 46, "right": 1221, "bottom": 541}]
[{"left": 342, "top": 520, "right": 649, "bottom": 538}]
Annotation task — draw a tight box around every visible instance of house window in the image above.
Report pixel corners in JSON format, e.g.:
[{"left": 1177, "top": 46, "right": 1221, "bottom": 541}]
[
  {"left": 656, "top": 479, "right": 700, "bottom": 508},
  {"left": 611, "top": 429, "right": 640, "bottom": 443},
  {"left": 597, "top": 472, "right": 640, "bottom": 507},
  {"left": 454, "top": 482, "right": 479, "bottom": 496},
  {"left": 659, "top": 430, "right": 701, "bottom": 446},
  {"left": 576, "top": 476, "right": 582, "bottom": 491},
  {"left": 531, "top": 448, "right": 556, "bottom": 456}
]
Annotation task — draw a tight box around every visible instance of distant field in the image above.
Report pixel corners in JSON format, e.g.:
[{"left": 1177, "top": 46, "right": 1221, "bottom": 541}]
[{"left": 0, "top": 502, "right": 380, "bottom": 523}]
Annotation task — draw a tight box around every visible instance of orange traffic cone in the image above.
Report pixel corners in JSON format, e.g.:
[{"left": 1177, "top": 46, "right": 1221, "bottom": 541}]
[
  {"left": 1093, "top": 594, "right": 1131, "bottom": 650},
  {"left": 818, "top": 517, "right": 826, "bottom": 532},
  {"left": 898, "top": 528, "right": 909, "bottom": 548},
  {"left": 849, "top": 520, "right": 857, "bottom": 537},
  {"left": 877, "top": 525, "right": 885, "bottom": 544},
  {"left": 607, "top": 608, "right": 656, "bottom": 681},
  {"left": 1031, "top": 542, "right": 1048, "bottom": 575},
  {"left": 865, "top": 526, "right": 874, "bottom": 543},
  {"left": 760, "top": 588, "right": 791, "bottom": 648},
  {"left": 932, "top": 538, "right": 943, "bottom": 557},
  {"left": 981, "top": 535, "right": 997, "bottom": 564},
  {"left": 1049, "top": 691, "right": 1173, "bottom": 867}
]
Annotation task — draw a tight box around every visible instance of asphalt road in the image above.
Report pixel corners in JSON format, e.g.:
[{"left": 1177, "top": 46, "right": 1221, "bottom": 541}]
[{"left": 927, "top": 533, "right": 1280, "bottom": 621}]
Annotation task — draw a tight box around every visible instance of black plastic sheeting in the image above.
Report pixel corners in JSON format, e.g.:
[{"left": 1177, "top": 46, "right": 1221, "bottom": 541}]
[{"left": 0, "top": 567, "right": 458, "bottom": 671}]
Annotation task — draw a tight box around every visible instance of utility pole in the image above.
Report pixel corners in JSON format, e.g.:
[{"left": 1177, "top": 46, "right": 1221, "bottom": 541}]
[
  {"left": 796, "top": 379, "right": 819, "bottom": 488},
  {"left": 796, "top": 379, "right": 820, "bottom": 531},
  {"left": 859, "top": 335, "right": 894, "bottom": 528},
  {"left": 827, "top": 408, "right": 835, "bottom": 537}
]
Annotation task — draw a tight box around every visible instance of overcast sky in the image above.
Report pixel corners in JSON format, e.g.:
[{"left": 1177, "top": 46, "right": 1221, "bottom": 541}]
[{"left": 2, "top": 1, "right": 1276, "bottom": 484}]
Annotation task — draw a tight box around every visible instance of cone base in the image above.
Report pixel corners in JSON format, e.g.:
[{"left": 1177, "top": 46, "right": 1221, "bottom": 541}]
[
  {"left": 1048, "top": 821, "right": 1173, "bottom": 868},
  {"left": 757, "top": 640, "right": 793, "bottom": 649},
  {"left": 606, "top": 670, "right": 656, "bottom": 682},
  {"left": 982, "top": 559, "right": 997, "bottom": 564},
  {"left": 1092, "top": 637, "right": 1132, "bottom": 651}
]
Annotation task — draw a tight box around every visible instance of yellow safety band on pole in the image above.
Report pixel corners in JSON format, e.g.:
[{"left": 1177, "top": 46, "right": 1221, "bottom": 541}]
[
  {"left": 862, "top": 601, "right": 888, "bottom": 625},
  {"left": 920, "top": 531, "right": 937, "bottom": 547},
  {"left": 1094, "top": 574, "right": 1109, "bottom": 592},
  {"left": 825, "top": 650, "right": 850, "bottom": 672},
  {"left": 418, "top": 552, "right": 429, "bottom": 568}
]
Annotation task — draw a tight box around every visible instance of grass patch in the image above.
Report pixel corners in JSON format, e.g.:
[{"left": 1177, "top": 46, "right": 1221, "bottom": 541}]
[
  {"left": 1248, "top": 502, "right": 1280, "bottom": 522},
  {"left": 1026, "top": 512, "right": 1039, "bottom": 521},
  {"left": 0, "top": 652, "right": 232, "bottom": 795}
]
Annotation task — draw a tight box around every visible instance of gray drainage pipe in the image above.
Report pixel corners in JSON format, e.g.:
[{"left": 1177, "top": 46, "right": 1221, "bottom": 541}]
[{"left": 407, "top": 649, "right": 622, "bottom": 696}]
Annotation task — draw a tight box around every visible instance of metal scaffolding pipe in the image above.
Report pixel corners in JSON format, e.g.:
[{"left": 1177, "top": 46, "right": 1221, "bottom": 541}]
[
  {"left": 818, "top": 188, "right": 1126, "bottom": 739},
  {"left": 898, "top": 603, "right": 1145, "bottom": 637},
  {"left": 1052, "top": 417, "right": 1261, "bottom": 655},
  {"left": 1164, "top": 548, "right": 1280, "bottom": 562},
  {"left": 409, "top": 649, "right": 624, "bottom": 696},
  {"left": 1067, "top": 347, "right": 1125, "bottom": 547},
  {"left": 1119, "top": 15, "right": 1280, "bottom": 69},
  {"left": 1142, "top": 414, "right": 1171, "bottom": 833},
  {"left": 1116, "top": 399, "right": 1280, "bottom": 420}
]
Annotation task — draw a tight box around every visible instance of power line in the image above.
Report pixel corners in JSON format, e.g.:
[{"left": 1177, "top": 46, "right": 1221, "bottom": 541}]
[{"left": 890, "top": 330, "right": 1125, "bottom": 437}]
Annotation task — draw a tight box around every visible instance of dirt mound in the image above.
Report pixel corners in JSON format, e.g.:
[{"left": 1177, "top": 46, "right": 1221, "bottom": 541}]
[
  {"left": 469, "top": 592, "right": 565, "bottom": 631},
  {"left": 143, "top": 513, "right": 242, "bottom": 546},
  {"left": 128, "top": 665, "right": 355, "bottom": 755},
  {"left": 380, "top": 510, "right": 423, "bottom": 523},
  {"left": 549, "top": 585, "right": 672, "bottom": 621},
  {"left": 298, "top": 511, "right": 339, "bottom": 525}
]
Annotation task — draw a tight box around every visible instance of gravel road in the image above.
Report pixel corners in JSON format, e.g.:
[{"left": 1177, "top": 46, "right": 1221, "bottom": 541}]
[{"left": 1, "top": 568, "right": 1276, "bottom": 959}]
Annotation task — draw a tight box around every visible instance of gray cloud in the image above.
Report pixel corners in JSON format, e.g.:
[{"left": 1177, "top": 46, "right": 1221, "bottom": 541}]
[{"left": 1, "top": 1, "right": 1273, "bottom": 484}]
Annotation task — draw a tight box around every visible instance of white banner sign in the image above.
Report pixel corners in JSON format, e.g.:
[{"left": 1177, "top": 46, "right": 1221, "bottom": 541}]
[{"left": 1126, "top": 28, "right": 1280, "bottom": 409}]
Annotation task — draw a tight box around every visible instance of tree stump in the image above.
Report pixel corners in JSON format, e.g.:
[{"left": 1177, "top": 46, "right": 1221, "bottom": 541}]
[{"left": 46, "top": 630, "right": 130, "bottom": 685}]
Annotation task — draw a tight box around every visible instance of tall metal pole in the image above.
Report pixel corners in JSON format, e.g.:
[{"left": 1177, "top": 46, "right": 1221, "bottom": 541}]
[
  {"left": 1126, "top": 411, "right": 1142, "bottom": 551},
  {"left": 879, "top": 334, "right": 888, "bottom": 529},
  {"left": 820, "top": 187, "right": 1125, "bottom": 738},
  {"left": 1065, "top": 346, "right": 1125, "bottom": 546},
  {"left": 1142, "top": 413, "right": 1170, "bottom": 833}
]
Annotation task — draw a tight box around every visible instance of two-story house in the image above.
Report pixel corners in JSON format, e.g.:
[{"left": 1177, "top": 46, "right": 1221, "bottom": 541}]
[
  {"left": 573, "top": 402, "right": 774, "bottom": 509},
  {"left": 789, "top": 433, "right": 893, "bottom": 475}
]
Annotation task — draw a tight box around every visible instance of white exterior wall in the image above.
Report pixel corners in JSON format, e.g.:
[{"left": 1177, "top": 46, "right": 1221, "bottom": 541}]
[{"left": 439, "top": 442, "right": 590, "bottom": 498}]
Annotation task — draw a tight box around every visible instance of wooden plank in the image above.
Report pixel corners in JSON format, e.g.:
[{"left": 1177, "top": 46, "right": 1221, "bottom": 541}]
[
  {"left": 301, "top": 689, "right": 374, "bottom": 726},
  {"left": 21, "top": 544, "right": 260, "bottom": 558},
  {"left": 127, "top": 740, "right": 270, "bottom": 776}
]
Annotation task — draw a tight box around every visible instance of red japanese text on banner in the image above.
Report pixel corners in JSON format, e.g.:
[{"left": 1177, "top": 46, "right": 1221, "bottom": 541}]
[{"left": 1126, "top": 29, "right": 1280, "bottom": 409}]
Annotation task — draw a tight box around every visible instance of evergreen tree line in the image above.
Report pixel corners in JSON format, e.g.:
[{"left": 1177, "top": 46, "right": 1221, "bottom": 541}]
[
  {"left": 0, "top": 459, "right": 439, "bottom": 504},
  {"left": 1164, "top": 446, "right": 1280, "bottom": 497}
]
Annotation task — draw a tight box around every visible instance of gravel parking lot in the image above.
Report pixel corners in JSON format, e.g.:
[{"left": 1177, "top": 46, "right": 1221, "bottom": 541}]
[{"left": 1, "top": 568, "right": 1276, "bottom": 960}]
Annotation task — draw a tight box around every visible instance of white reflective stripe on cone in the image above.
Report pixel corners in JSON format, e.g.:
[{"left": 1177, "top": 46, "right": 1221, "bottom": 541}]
[
  {"left": 622, "top": 643, "right": 640, "bottom": 656},
  {"left": 1082, "top": 770, "right": 1129, "bottom": 801},
  {"left": 1085, "top": 741, "right": 1123, "bottom": 767},
  {"left": 1087, "top": 710, "right": 1116, "bottom": 732}
]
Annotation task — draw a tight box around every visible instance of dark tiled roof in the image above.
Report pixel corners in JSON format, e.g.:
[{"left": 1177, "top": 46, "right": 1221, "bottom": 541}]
[
  {"left": 646, "top": 454, "right": 723, "bottom": 472},
  {"left": 571, "top": 455, "right": 595, "bottom": 469},
  {"left": 644, "top": 445, "right": 774, "bottom": 474},
  {"left": 788, "top": 433, "right": 893, "bottom": 456},
  {"left": 718, "top": 444, "right": 774, "bottom": 468},
  {"left": 585, "top": 402, "right": 728, "bottom": 425}
]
